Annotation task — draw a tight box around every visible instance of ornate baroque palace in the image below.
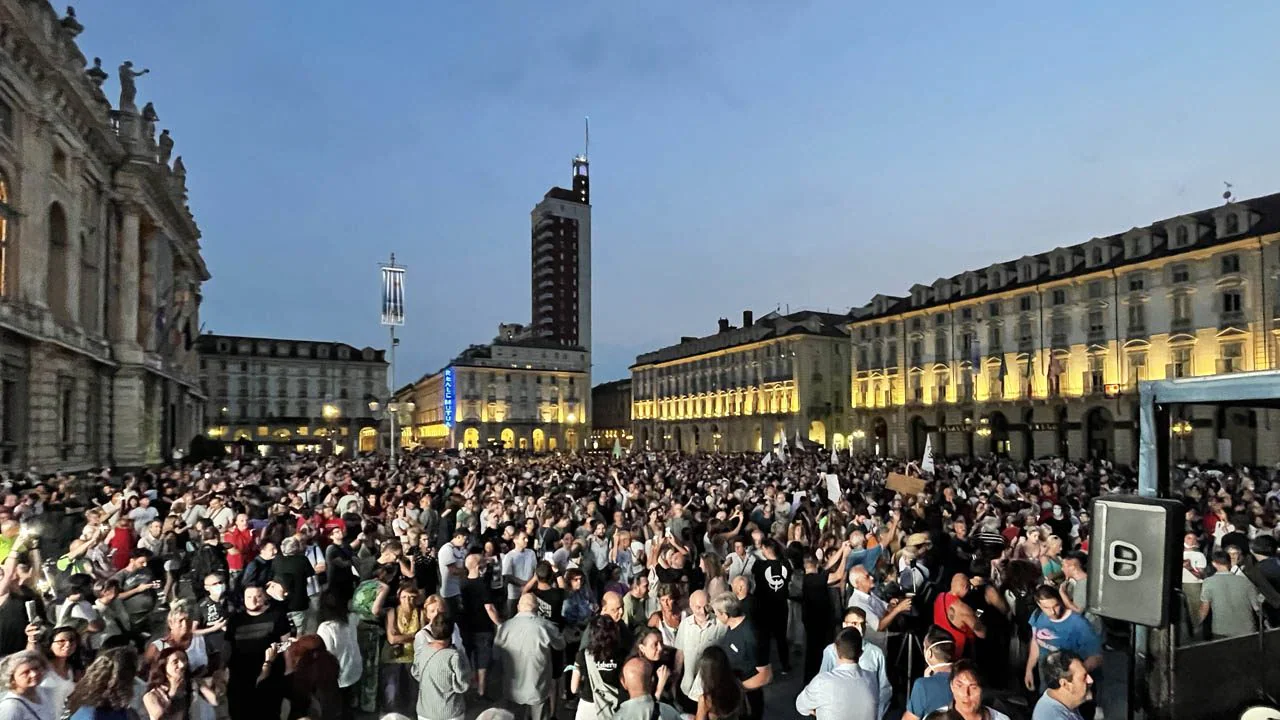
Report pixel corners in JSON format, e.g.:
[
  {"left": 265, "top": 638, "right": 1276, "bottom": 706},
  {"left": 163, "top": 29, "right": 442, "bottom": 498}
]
[
  {"left": 848, "top": 192, "right": 1280, "bottom": 467},
  {"left": 0, "top": 2, "right": 209, "bottom": 471}
]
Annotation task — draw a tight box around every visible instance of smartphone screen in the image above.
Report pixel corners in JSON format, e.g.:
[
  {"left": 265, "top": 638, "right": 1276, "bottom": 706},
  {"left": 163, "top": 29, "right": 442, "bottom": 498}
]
[{"left": 24, "top": 600, "right": 38, "bottom": 624}]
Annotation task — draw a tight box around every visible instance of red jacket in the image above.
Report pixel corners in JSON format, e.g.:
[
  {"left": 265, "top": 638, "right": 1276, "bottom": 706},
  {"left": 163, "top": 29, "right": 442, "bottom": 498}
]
[{"left": 223, "top": 527, "right": 257, "bottom": 571}]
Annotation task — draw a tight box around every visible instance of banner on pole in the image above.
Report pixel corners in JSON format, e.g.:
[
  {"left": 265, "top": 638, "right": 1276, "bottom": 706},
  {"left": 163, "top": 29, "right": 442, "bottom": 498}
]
[{"left": 381, "top": 266, "right": 406, "bottom": 326}]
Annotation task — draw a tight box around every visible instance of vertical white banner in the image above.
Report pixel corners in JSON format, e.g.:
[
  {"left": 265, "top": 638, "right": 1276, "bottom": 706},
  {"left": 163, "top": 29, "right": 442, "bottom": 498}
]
[{"left": 381, "top": 266, "right": 405, "bottom": 326}]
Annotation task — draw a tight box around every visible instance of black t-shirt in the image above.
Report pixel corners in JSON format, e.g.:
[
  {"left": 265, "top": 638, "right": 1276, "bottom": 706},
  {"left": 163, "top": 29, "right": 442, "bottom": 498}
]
[
  {"left": 270, "top": 555, "right": 314, "bottom": 612},
  {"left": 751, "top": 559, "right": 790, "bottom": 609},
  {"left": 532, "top": 586, "right": 565, "bottom": 627},
  {"left": 575, "top": 645, "right": 621, "bottom": 703},
  {"left": 225, "top": 608, "right": 292, "bottom": 678},
  {"left": 458, "top": 578, "right": 495, "bottom": 634},
  {"left": 0, "top": 592, "right": 36, "bottom": 656},
  {"left": 718, "top": 620, "right": 759, "bottom": 681}
]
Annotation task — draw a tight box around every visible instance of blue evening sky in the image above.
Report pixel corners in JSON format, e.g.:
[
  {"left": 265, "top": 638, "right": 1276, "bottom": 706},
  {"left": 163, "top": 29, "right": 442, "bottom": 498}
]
[{"left": 76, "top": 2, "right": 1280, "bottom": 386}]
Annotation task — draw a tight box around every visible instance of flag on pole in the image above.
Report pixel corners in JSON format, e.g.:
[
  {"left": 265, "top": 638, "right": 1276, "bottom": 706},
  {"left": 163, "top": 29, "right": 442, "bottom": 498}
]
[
  {"left": 795, "top": 429, "right": 802, "bottom": 448},
  {"left": 612, "top": 437, "right": 622, "bottom": 459},
  {"left": 761, "top": 452, "right": 772, "bottom": 468},
  {"left": 922, "top": 434, "right": 935, "bottom": 475},
  {"left": 830, "top": 446, "right": 839, "bottom": 466},
  {"left": 779, "top": 431, "right": 789, "bottom": 450},
  {"left": 380, "top": 265, "right": 406, "bottom": 326}
]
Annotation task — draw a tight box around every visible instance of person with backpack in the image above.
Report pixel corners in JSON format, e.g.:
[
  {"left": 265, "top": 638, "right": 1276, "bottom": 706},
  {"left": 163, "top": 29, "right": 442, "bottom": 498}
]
[{"left": 571, "top": 615, "right": 623, "bottom": 720}]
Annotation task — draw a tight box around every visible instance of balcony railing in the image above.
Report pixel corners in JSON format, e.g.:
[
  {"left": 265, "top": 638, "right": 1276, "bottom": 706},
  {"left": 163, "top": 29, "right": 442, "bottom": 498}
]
[
  {"left": 1082, "top": 371, "right": 1106, "bottom": 395},
  {"left": 1219, "top": 311, "right": 1246, "bottom": 329},
  {"left": 1170, "top": 317, "right": 1193, "bottom": 333},
  {"left": 1087, "top": 327, "right": 1107, "bottom": 345},
  {"left": 1018, "top": 336, "right": 1035, "bottom": 353},
  {"left": 1165, "top": 362, "right": 1190, "bottom": 379},
  {"left": 1216, "top": 358, "right": 1243, "bottom": 374}
]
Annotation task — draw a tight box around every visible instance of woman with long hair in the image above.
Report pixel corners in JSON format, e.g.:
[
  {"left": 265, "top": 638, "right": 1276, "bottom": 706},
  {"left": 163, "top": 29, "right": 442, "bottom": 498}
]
[
  {"left": 27, "top": 624, "right": 83, "bottom": 718},
  {"left": 281, "top": 634, "right": 342, "bottom": 720},
  {"left": 701, "top": 554, "right": 727, "bottom": 599},
  {"left": 63, "top": 647, "right": 139, "bottom": 720},
  {"left": 570, "top": 616, "right": 623, "bottom": 720},
  {"left": 381, "top": 582, "right": 425, "bottom": 715},
  {"left": 315, "top": 589, "right": 362, "bottom": 720},
  {"left": 0, "top": 650, "right": 52, "bottom": 720},
  {"left": 142, "top": 648, "right": 216, "bottom": 720},
  {"left": 143, "top": 601, "right": 208, "bottom": 678},
  {"left": 694, "top": 645, "right": 746, "bottom": 720}
]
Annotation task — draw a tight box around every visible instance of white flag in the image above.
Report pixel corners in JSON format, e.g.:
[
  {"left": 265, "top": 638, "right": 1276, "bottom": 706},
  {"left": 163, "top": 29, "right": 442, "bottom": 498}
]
[
  {"left": 795, "top": 429, "right": 802, "bottom": 448},
  {"left": 780, "top": 432, "right": 789, "bottom": 450},
  {"left": 830, "top": 446, "right": 839, "bottom": 466},
  {"left": 761, "top": 452, "right": 772, "bottom": 468},
  {"left": 922, "top": 434, "right": 935, "bottom": 474}
]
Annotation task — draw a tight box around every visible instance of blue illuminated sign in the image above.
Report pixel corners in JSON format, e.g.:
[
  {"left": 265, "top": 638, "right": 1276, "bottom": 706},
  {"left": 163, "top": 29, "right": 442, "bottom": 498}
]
[{"left": 442, "top": 367, "right": 456, "bottom": 428}]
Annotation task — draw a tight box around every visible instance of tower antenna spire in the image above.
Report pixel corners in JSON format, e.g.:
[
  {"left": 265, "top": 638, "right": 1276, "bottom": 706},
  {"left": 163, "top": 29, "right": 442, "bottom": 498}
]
[{"left": 584, "top": 116, "right": 590, "bottom": 160}]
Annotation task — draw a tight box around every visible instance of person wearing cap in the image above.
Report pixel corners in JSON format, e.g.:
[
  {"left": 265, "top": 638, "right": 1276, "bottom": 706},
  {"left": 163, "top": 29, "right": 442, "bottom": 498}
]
[{"left": 898, "top": 533, "right": 933, "bottom": 595}]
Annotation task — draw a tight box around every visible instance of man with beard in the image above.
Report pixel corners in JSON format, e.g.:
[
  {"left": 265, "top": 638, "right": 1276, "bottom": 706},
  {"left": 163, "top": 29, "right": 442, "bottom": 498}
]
[{"left": 225, "top": 584, "right": 292, "bottom": 720}]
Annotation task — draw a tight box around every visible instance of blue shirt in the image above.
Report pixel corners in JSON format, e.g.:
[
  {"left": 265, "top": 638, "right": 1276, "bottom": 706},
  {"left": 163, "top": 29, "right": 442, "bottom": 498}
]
[
  {"left": 1032, "top": 693, "right": 1084, "bottom": 720},
  {"left": 907, "top": 671, "right": 952, "bottom": 718},
  {"left": 1029, "top": 610, "right": 1102, "bottom": 660},
  {"left": 844, "top": 546, "right": 883, "bottom": 575}
]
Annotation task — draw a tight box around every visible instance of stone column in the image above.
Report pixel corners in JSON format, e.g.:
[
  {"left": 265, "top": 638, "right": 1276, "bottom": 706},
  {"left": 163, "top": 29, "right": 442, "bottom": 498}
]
[
  {"left": 63, "top": 200, "right": 82, "bottom": 327},
  {"left": 117, "top": 207, "right": 141, "bottom": 351},
  {"left": 111, "top": 367, "right": 146, "bottom": 467}
]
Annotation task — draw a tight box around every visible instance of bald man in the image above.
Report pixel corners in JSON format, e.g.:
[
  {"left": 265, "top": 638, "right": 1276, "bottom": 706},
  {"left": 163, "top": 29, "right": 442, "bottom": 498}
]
[
  {"left": 616, "top": 657, "right": 682, "bottom": 720},
  {"left": 494, "top": 593, "right": 565, "bottom": 720},
  {"left": 674, "top": 589, "right": 726, "bottom": 711},
  {"left": 730, "top": 575, "right": 755, "bottom": 623}
]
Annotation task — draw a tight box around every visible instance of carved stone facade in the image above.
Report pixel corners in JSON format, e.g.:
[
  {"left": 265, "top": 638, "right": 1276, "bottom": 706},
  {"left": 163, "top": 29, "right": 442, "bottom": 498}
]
[{"left": 0, "top": 1, "right": 209, "bottom": 472}]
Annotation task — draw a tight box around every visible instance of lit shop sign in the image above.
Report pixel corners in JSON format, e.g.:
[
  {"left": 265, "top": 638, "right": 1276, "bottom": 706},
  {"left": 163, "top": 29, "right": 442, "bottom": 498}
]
[{"left": 443, "top": 368, "right": 456, "bottom": 428}]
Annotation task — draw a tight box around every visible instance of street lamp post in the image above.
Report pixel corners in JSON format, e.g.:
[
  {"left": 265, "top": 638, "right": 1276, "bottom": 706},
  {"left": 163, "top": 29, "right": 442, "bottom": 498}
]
[
  {"left": 368, "top": 398, "right": 415, "bottom": 468},
  {"left": 322, "top": 403, "right": 340, "bottom": 456}
]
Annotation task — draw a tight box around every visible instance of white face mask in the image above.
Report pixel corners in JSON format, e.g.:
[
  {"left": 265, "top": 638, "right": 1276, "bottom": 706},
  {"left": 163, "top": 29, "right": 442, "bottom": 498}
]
[{"left": 208, "top": 584, "right": 225, "bottom": 599}]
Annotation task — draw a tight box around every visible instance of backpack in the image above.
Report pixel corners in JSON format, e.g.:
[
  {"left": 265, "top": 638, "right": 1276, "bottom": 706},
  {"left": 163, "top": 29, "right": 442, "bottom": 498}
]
[{"left": 584, "top": 651, "right": 620, "bottom": 720}]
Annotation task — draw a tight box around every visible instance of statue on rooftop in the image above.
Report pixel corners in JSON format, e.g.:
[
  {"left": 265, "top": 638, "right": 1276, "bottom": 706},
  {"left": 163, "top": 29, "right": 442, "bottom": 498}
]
[
  {"left": 157, "top": 129, "right": 173, "bottom": 165},
  {"left": 85, "top": 57, "right": 107, "bottom": 88},
  {"left": 117, "top": 60, "right": 149, "bottom": 111},
  {"left": 60, "top": 7, "right": 83, "bottom": 37}
]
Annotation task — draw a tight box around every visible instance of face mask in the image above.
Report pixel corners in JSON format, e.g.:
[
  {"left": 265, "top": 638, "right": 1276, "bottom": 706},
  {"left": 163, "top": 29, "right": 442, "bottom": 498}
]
[{"left": 208, "top": 584, "right": 225, "bottom": 598}]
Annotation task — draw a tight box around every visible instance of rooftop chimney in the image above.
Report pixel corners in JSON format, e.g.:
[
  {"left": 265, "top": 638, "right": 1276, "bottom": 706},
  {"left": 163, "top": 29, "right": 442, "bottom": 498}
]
[
  {"left": 743, "top": 310, "right": 754, "bottom": 328},
  {"left": 718, "top": 318, "right": 730, "bottom": 333}
]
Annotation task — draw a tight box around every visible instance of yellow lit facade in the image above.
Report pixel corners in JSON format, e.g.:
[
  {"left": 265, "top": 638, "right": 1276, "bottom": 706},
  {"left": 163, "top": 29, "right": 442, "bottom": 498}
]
[
  {"left": 848, "top": 194, "right": 1280, "bottom": 466},
  {"left": 395, "top": 338, "right": 590, "bottom": 451},
  {"left": 631, "top": 310, "right": 849, "bottom": 452}
]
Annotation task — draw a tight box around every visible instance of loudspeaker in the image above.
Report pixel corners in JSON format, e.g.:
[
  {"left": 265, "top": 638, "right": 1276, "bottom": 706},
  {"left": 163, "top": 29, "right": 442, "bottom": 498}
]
[{"left": 1087, "top": 495, "right": 1183, "bottom": 627}]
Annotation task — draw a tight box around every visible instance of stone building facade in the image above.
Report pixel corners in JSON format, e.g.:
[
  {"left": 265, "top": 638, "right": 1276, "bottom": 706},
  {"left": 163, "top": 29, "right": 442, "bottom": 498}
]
[
  {"left": 197, "top": 334, "right": 387, "bottom": 456},
  {"left": 630, "top": 310, "right": 850, "bottom": 452},
  {"left": 848, "top": 192, "right": 1280, "bottom": 466},
  {"left": 396, "top": 332, "right": 589, "bottom": 451},
  {"left": 590, "top": 378, "right": 631, "bottom": 449},
  {"left": 0, "top": 1, "right": 209, "bottom": 472}
]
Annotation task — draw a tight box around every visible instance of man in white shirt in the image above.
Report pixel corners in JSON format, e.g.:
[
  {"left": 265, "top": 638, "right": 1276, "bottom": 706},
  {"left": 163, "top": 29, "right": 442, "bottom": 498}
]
[
  {"left": 1181, "top": 532, "right": 1207, "bottom": 640},
  {"left": 847, "top": 567, "right": 911, "bottom": 650},
  {"left": 439, "top": 528, "right": 469, "bottom": 616},
  {"left": 819, "top": 607, "right": 892, "bottom": 719},
  {"left": 796, "top": 627, "right": 879, "bottom": 720},
  {"left": 674, "top": 590, "right": 726, "bottom": 705},
  {"left": 502, "top": 531, "right": 537, "bottom": 617},
  {"left": 726, "top": 538, "right": 756, "bottom": 582}
]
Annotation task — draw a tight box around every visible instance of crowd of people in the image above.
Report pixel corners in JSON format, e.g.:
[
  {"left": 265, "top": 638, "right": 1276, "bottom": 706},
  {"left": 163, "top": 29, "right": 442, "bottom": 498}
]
[{"left": 0, "top": 445, "right": 1276, "bottom": 720}]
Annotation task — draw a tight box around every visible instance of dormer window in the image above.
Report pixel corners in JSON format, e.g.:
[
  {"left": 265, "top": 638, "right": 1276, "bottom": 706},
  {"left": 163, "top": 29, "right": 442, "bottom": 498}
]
[
  {"left": 1175, "top": 226, "right": 1189, "bottom": 247},
  {"left": 216, "top": 339, "right": 231, "bottom": 353},
  {"left": 1054, "top": 256, "right": 1066, "bottom": 274},
  {"left": 964, "top": 278, "right": 975, "bottom": 294},
  {"left": 1091, "top": 248, "right": 1103, "bottom": 265},
  {"left": 1019, "top": 265, "right": 1030, "bottom": 282},
  {"left": 1224, "top": 213, "right": 1239, "bottom": 235}
]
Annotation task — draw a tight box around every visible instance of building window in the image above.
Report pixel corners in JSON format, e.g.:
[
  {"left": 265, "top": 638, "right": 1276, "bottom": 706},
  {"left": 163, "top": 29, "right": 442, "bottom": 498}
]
[
  {"left": 1220, "top": 254, "right": 1240, "bottom": 275},
  {"left": 1019, "top": 296, "right": 1032, "bottom": 312},
  {"left": 52, "top": 148, "right": 68, "bottom": 179},
  {"left": 1224, "top": 213, "right": 1239, "bottom": 234},
  {"left": 1091, "top": 248, "right": 1103, "bottom": 265},
  {"left": 886, "top": 342, "right": 898, "bottom": 366},
  {"left": 1127, "top": 350, "right": 1147, "bottom": 387},
  {"left": 58, "top": 377, "right": 74, "bottom": 460},
  {"left": 961, "top": 308, "right": 972, "bottom": 321},
  {"left": 1055, "top": 256, "right": 1066, "bottom": 274},
  {"left": 1127, "top": 303, "right": 1145, "bottom": 332},
  {"left": 1127, "top": 273, "right": 1145, "bottom": 292},
  {"left": 1222, "top": 290, "right": 1243, "bottom": 314},
  {"left": 1018, "top": 319, "right": 1033, "bottom": 344},
  {"left": 988, "top": 301, "right": 1001, "bottom": 317},
  {"left": 1172, "top": 294, "right": 1192, "bottom": 323},
  {"left": 1087, "top": 354, "right": 1105, "bottom": 393},
  {"left": 911, "top": 317, "right": 922, "bottom": 331},
  {"left": 1171, "top": 347, "right": 1192, "bottom": 378},
  {"left": 1052, "top": 289, "right": 1067, "bottom": 306},
  {"left": 1175, "top": 226, "right": 1189, "bottom": 246},
  {"left": 1171, "top": 264, "right": 1190, "bottom": 284},
  {"left": 935, "top": 313, "right": 946, "bottom": 327},
  {"left": 1088, "top": 309, "right": 1105, "bottom": 336},
  {"left": 1220, "top": 342, "right": 1244, "bottom": 373},
  {"left": 1088, "top": 281, "right": 1104, "bottom": 299}
]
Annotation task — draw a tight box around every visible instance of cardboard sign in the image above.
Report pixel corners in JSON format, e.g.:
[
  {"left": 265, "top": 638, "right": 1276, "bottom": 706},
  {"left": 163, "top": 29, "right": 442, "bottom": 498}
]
[
  {"left": 825, "top": 474, "right": 842, "bottom": 502},
  {"left": 886, "top": 472, "right": 926, "bottom": 497}
]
